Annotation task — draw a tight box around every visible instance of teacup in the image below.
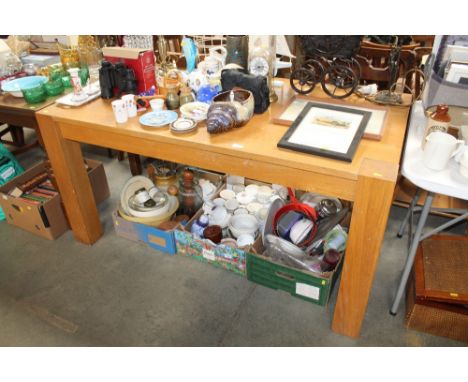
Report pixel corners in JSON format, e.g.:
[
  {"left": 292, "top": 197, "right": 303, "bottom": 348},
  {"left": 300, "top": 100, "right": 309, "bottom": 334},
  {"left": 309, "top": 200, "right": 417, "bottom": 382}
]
[{"left": 150, "top": 98, "right": 164, "bottom": 111}]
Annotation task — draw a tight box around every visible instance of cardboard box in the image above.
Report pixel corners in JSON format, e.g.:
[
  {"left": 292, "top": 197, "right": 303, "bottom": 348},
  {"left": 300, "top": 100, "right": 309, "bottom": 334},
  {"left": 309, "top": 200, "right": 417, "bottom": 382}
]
[
  {"left": 174, "top": 210, "right": 254, "bottom": 276},
  {"left": 112, "top": 211, "right": 180, "bottom": 255},
  {"left": 102, "top": 47, "right": 156, "bottom": 94},
  {"left": 0, "top": 159, "right": 109, "bottom": 240}
]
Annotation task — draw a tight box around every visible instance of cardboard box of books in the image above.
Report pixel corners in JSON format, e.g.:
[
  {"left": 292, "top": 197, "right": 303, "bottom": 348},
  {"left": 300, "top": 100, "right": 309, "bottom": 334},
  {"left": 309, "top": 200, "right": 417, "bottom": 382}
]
[{"left": 0, "top": 159, "right": 109, "bottom": 240}]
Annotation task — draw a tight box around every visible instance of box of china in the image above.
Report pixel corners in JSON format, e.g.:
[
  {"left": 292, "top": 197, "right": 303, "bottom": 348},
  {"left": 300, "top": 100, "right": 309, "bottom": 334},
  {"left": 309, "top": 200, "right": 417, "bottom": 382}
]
[{"left": 174, "top": 177, "right": 277, "bottom": 276}]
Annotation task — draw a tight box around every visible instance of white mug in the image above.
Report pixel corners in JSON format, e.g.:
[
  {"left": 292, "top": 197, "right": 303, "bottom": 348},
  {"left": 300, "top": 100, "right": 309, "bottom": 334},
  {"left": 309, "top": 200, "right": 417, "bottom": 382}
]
[
  {"left": 455, "top": 148, "right": 468, "bottom": 178},
  {"left": 111, "top": 99, "right": 128, "bottom": 124},
  {"left": 459, "top": 125, "right": 468, "bottom": 145},
  {"left": 150, "top": 98, "right": 164, "bottom": 111},
  {"left": 122, "top": 94, "right": 137, "bottom": 118},
  {"left": 423, "top": 131, "right": 465, "bottom": 171}
]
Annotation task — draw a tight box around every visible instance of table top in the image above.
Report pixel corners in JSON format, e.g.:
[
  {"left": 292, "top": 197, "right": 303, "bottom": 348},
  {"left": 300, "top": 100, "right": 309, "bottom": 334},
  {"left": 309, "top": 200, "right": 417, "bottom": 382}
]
[
  {"left": 0, "top": 91, "right": 66, "bottom": 115},
  {"left": 38, "top": 81, "right": 410, "bottom": 182},
  {"left": 402, "top": 101, "right": 468, "bottom": 200}
]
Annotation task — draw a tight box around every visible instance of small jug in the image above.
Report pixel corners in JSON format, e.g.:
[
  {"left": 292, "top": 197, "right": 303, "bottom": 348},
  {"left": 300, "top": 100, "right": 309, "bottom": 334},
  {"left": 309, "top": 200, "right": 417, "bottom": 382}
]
[{"left": 423, "top": 131, "right": 465, "bottom": 171}]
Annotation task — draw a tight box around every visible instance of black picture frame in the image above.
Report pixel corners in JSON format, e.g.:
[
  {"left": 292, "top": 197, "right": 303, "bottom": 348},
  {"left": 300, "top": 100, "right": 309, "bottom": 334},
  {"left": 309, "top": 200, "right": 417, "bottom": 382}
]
[{"left": 277, "top": 102, "right": 371, "bottom": 162}]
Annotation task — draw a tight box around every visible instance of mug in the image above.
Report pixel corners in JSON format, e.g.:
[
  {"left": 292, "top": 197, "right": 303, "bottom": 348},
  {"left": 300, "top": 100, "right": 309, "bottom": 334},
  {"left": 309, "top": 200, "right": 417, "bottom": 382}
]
[
  {"left": 150, "top": 98, "right": 164, "bottom": 111},
  {"left": 459, "top": 125, "right": 468, "bottom": 145},
  {"left": 111, "top": 99, "right": 128, "bottom": 124},
  {"left": 423, "top": 131, "right": 465, "bottom": 171},
  {"left": 122, "top": 94, "right": 137, "bottom": 117},
  {"left": 456, "top": 148, "right": 468, "bottom": 178}
]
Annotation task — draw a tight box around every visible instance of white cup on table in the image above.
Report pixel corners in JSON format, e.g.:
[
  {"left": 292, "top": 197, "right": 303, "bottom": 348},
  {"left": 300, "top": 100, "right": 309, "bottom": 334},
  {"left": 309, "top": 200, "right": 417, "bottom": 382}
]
[
  {"left": 121, "top": 94, "right": 137, "bottom": 118},
  {"left": 111, "top": 99, "right": 128, "bottom": 124},
  {"left": 150, "top": 98, "right": 165, "bottom": 112}
]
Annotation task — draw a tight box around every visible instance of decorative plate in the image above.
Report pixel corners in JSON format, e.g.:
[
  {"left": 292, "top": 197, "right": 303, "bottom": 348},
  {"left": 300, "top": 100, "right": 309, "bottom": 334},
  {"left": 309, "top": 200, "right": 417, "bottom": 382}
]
[{"left": 139, "top": 110, "right": 178, "bottom": 128}]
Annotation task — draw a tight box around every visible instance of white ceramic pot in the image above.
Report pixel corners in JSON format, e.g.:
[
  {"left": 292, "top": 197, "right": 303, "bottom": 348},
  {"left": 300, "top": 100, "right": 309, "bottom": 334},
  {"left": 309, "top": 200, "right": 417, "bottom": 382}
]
[{"left": 423, "top": 131, "right": 465, "bottom": 171}]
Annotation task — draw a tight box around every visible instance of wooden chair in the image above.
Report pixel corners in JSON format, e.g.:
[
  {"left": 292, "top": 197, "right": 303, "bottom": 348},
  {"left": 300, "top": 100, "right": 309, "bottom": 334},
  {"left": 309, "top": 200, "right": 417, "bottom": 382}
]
[{"left": 356, "top": 45, "right": 419, "bottom": 95}]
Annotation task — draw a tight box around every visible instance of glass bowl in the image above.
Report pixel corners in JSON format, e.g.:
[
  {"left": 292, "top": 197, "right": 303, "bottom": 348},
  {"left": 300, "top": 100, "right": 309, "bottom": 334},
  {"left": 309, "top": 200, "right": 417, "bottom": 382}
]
[{"left": 21, "top": 84, "right": 47, "bottom": 104}]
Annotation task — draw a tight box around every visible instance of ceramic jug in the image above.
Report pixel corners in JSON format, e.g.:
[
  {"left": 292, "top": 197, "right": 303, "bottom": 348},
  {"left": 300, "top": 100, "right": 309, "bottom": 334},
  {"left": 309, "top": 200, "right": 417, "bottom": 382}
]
[{"left": 422, "top": 131, "right": 465, "bottom": 171}]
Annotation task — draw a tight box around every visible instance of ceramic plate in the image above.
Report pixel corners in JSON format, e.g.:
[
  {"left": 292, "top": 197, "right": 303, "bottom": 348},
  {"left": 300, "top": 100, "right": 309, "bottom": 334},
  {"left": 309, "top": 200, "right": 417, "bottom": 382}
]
[
  {"left": 139, "top": 111, "right": 178, "bottom": 128},
  {"left": 170, "top": 118, "right": 198, "bottom": 134}
]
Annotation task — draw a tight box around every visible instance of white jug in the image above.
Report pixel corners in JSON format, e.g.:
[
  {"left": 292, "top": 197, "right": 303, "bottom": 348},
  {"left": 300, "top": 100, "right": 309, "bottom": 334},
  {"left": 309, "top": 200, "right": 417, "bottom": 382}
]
[{"left": 423, "top": 131, "right": 465, "bottom": 171}]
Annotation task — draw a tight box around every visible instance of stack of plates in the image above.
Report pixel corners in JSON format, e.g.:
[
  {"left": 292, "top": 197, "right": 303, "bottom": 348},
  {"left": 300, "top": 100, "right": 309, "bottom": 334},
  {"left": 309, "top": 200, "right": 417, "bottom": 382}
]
[{"left": 170, "top": 118, "right": 198, "bottom": 134}]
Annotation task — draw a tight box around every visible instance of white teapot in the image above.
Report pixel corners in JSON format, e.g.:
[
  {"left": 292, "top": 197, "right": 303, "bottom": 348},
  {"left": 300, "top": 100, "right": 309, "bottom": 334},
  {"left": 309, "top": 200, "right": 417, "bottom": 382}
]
[{"left": 198, "top": 47, "right": 227, "bottom": 78}]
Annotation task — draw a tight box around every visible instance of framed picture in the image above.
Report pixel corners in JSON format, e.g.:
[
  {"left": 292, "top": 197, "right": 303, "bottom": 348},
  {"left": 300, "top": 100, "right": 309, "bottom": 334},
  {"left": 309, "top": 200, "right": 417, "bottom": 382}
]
[
  {"left": 272, "top": 95, "right": 388, "bottom": 141},
  {"left": 277, "top": 102, "right": 371, "bottom": 162}
]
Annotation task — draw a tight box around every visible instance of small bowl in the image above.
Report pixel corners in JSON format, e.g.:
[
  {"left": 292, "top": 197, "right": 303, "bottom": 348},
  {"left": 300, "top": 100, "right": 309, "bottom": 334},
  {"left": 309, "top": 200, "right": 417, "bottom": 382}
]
[
  {"left": 236, "top": 191, "right": 254, "bottom": 205},
  {"left": 237, "top": 233, "right": 255, "bottom": 248},
  {"left": 213, "top": 198, "right": 225, "bottom": 207},
  {"left": 234, "top": 207, "right": 248, "bottom": 215},
  {"left": 225, "top": 198, "right": 239, "bottom": 213},
  {"left": 232, "top": 184, "right": 245, "bottom": 194},
  {"left": 256, "top": 186, "right": 273, "bottom": 204},
  {"left": 22, "top": 84, "right": 47, "bottom": 104},
  {"left": 180, "top": 101, "right": 210, "bottom": 122},
  {"left": 245, "top": 184, "right": 259, "bottom": 197},
  {"left": 228, "top": 214, "right": 259, "bottom": 238},
  {"left": 247, "top": 202, "right": 262, "bottom": 215},
  {"left": 220, "top": 189, "right": 236, "bottom": 200},
  {"left": 289, "top": 219, "right": 314, "bottom": 245},
  {"left": 211, "top": 206, "right": 227, "bottom": 224}
]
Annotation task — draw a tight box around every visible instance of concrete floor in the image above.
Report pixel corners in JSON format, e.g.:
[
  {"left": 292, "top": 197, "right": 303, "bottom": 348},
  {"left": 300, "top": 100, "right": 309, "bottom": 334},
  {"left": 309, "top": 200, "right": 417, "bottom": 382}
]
[{"left": 0, "top": 136, "right": 466, "bottom": 346}]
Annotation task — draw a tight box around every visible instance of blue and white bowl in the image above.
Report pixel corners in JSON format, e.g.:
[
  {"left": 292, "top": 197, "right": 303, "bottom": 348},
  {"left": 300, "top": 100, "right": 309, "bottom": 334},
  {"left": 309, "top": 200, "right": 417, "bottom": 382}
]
[{"left": 1, "top": 76, "right": 49, "bottom": 97}]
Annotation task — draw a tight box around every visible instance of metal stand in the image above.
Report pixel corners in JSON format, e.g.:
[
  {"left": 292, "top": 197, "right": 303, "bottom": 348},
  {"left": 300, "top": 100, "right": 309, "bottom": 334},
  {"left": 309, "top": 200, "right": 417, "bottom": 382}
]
[{"left": 390, "top": 192, "right": 434, "bottom": 315}]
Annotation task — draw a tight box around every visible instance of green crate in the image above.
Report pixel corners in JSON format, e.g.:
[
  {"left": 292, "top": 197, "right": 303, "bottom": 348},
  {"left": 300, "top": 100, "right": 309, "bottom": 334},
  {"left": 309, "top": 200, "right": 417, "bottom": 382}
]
[{"left": 246, "top": 248, "right": 343, "bottom": 306}]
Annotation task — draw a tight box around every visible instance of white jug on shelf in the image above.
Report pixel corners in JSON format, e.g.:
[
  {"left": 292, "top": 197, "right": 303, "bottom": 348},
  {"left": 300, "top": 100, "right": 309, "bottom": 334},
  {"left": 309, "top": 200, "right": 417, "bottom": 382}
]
[{"left": 422, "top": 131, "right": 465, "bottom": 171}]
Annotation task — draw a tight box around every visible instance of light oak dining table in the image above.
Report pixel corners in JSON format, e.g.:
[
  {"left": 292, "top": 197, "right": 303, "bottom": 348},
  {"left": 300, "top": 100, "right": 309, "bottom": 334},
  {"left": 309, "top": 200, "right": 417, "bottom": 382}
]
[{"left": 36, "top": 81, "right": 410, "bottom": 338}]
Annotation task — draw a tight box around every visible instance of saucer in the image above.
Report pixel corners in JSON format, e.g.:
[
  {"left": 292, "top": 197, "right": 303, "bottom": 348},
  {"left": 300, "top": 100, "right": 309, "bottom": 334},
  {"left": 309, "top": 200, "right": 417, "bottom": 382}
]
[
  {"left": 170, "top": 118, "right": 197, "bottom": 134},
  {"left": 139, "top": 110, "right": 178, "bottom": 127}
]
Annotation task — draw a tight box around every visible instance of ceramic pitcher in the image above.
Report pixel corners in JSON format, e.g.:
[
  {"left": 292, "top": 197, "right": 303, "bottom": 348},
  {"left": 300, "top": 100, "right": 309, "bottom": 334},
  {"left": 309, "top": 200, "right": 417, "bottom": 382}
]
[{"left": 422, "top": 131, "right": 465, "bottom": 171}]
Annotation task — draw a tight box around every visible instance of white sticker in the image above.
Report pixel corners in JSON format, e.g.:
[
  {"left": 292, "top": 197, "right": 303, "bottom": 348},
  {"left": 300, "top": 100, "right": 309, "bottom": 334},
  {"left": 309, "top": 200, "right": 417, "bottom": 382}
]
[
  {"left": 0, "top": 167, "right": 15, "bottom": 181},
  {"left": 295, "top": 283, "right": 320, "bottom": 300},
  {"left": 202, "top": 248, "right": 216, "bottom": 261}
]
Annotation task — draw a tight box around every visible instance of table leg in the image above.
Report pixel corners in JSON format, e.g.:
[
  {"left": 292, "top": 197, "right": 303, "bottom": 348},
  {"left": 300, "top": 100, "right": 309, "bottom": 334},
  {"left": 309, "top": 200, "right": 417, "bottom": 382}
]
[
  {"left": 332, "top": 159, "right": 398, "bottom": 338},
  {"left": 390, "top": 193, "right": 434, "bottom": 315},
  {"left": 37, "top": 112, "right": 103, "bottom": 244},
  {"left": 128, "top": 153, "right": 142, "bottom": 175}
]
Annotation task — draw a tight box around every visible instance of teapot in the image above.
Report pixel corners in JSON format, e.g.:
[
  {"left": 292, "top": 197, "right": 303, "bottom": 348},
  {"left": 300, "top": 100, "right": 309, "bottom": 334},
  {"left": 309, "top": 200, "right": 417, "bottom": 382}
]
[{"left": 198, "top": 47, "right": 227, "bottom": 78}]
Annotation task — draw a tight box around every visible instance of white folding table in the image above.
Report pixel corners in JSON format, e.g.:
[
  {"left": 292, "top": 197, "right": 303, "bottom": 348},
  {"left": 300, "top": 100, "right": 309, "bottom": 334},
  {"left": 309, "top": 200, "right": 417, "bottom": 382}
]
[{"left": 390, "top": 101, "right": 468, "bottom": 315}]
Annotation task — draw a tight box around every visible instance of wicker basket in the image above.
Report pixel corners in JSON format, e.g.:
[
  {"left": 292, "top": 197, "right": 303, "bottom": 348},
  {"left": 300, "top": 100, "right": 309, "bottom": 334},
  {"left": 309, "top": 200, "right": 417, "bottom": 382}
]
[{"left": 406, "top": 275, "right": 468, "bottom": 343}]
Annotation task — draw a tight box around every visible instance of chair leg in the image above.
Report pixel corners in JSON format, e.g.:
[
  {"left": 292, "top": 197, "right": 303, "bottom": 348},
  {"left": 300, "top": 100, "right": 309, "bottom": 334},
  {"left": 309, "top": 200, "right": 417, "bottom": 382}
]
[
  {"left": 397, "top": 187, "right": 421, "bottom": 238},
  {"left": 390, "top": 192, "right": 434, "bottom": 315}
]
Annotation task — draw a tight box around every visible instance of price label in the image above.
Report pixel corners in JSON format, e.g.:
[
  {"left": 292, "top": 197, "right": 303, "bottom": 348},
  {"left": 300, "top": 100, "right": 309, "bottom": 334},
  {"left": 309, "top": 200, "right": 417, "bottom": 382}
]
[
  {"left": 202, "top": 248, "right": 216, "bottom": 261},
  {"left": 295, "top": 283, "right": 320, "bottom": 300}
]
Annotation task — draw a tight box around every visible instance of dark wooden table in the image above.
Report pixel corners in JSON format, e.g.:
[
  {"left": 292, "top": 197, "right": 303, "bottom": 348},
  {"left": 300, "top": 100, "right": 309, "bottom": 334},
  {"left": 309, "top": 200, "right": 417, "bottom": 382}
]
[
  {"left": 0, "top": 91, "right": 142, "bottom": 174},
  {"left": 0, "top": 92, "right": 59, "bottom": 154}
]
